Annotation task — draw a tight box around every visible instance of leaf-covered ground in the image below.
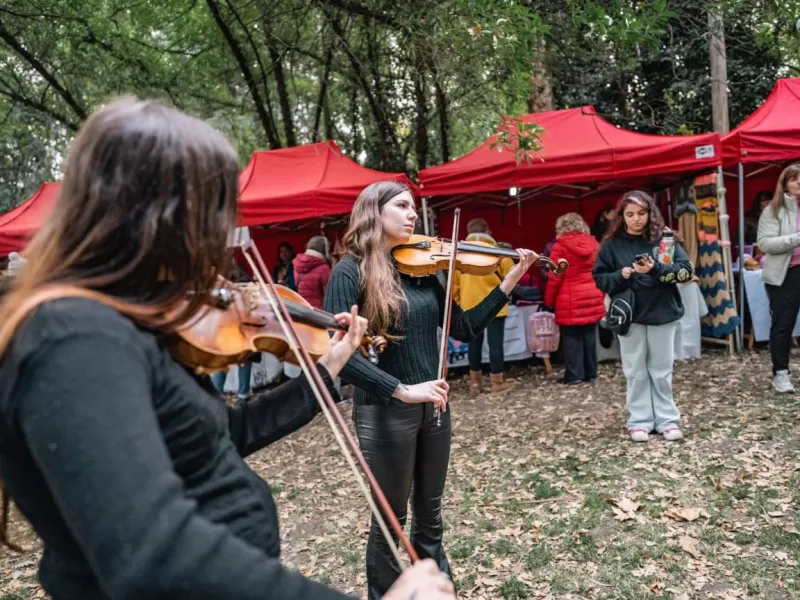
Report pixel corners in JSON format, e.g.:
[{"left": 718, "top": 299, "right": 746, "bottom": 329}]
[{"left": 2, "top": 349, "right": 799, "bottom": 600}]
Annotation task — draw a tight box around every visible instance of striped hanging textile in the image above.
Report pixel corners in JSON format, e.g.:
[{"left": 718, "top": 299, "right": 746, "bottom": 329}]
[{"left": 693, "top": 173, "right": 740, "bottom": 338}]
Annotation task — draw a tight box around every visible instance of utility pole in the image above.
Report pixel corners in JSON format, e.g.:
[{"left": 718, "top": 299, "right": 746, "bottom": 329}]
[{"left": 708, "top": 8, "right": 729, "bottom": 134}]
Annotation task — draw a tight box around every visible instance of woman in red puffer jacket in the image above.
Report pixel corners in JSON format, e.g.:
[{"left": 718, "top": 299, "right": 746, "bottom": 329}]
[
  {"left": 292, "top": 235, "right": 332, "bottom": 309},
  {"left": 544, "top": 212, "right": 606, "bottom": 385}
]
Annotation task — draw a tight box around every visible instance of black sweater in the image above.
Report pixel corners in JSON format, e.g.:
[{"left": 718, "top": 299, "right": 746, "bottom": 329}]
[
  {"left": 593, "top": 231, "right": 693, "bottom": 325},
  {"left": 0, "top": 298, "right": 351, "bottom": 600},
  {"left": 323, "top": 255, "right": 510, "bottom": 405}
]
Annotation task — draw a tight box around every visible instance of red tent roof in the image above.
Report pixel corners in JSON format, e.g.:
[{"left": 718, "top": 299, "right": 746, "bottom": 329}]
[
  {"left": 238, "top": 140, "right": 419, "bottom": 226},
  {"left": 722, "top": 78, "right": 800, "bottom": 166},
  {"left": 418, "top": 106, "right": 721, "bottom": 199},
  {"left": 0, "top": 182, "right": 61, "bottom": 255}
]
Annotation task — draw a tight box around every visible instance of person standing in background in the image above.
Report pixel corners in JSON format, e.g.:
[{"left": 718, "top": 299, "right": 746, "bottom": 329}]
[
  {"left": 591, "top": 203, "right": 615, "bottom": 242},
  {"left": 273, "top": 242, "right": 296, "bottom": 290},
  {"left": 593, "top": 191, "right": 692, "bottom": 443},
  {"left": 757, "top": 163, "right": 800, "bottom": 393},
  {"left": 454, "top": 218, "right": 515, "bottom": 393},
  {"left": 745, "top": 191, "right": 773, "bottom": 246},
  {"left": 544, "top": 213, "right": 605, "bottom": 385},
  {"left": 293, "top": 236, "right": 332, "bottom": 309}
]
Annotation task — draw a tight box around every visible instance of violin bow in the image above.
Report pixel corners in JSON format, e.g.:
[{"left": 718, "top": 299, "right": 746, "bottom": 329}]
[
  {"left": 435, "top": 208, "right": 461, "bottom": 427},
  {"left": 239, "top": 239, "right": 418, "bottom": 567}
]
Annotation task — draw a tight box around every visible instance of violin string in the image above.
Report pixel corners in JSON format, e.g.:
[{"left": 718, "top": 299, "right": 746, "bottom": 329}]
[{"left": 240, "top": 250, "right": 406, "bottom": 568}]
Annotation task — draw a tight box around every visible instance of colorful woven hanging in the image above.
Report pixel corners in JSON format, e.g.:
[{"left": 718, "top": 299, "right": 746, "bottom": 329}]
[{"left": 692, "top": 174, "right": 740, "bottom": 338}]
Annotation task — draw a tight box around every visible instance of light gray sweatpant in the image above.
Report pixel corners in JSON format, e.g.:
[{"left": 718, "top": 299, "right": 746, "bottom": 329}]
[{"left": 618, "top": 322, "right": 680, "bottom": 433}]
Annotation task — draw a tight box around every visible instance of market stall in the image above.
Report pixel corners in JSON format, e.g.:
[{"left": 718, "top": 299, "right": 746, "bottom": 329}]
[{"left": 0, "top": 182, "right": 61, "bottom": 255}]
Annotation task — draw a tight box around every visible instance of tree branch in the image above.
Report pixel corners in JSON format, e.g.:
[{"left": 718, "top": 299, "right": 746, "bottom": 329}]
[
  {"left": 0, "top": 84, "right": 79, "bottom": 131},
  {"left": 205, "top": 0, "right": 281, "bottom": 148},
  {"left": 0, "top": 17, "right": 87, "bottom": 121},
  {"left": 315, "top": 0, "right": 399, "bottom": 28}
]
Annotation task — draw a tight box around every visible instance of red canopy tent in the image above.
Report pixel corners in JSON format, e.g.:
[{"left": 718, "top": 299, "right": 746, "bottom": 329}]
[
  {"left": 238, "top": 140, "right": 419, "bottom": 228},
  {"left": 722, "top": 77, "right": 800, "bottom": 167},
  {"left": 0, "top": 182, "right": 61, "bottom": 255},
  {"left": 416, "top": 106, "right": 722, "bottom": 254},
  {"left": 418, "top": 106, "right": 721, "bottom": 202}
]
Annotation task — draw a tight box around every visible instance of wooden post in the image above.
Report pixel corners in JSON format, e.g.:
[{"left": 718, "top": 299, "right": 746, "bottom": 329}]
[{"left": 708, "top": 8, "right": 730, "bottom": 135}]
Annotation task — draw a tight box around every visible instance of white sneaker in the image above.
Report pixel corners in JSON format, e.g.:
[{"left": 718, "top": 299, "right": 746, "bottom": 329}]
[
  {"left": 629, "top": 429, "right": 649, "bottom": 442},
  {"left": 662, "top": 428, "right": 683, "bottom": 442},
  {"left": 772, "top": 370, "right": 795, "bottom": 393}
]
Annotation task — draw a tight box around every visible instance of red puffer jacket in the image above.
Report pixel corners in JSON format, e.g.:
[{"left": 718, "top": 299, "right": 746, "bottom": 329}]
[
  {"left": 544, "top": 232, "right": 606, "bottom": 326},
  {"left": 292, "top": 252, "right": 331, "bottom": 310}
]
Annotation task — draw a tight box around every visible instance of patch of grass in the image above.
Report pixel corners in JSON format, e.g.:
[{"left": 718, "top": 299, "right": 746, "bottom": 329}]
[
  {"left": 758, "top": 525, "right": 800, "bottom": 552},
  {"left": 489, "top": 538, "right": 515, "bottom": 556},
  {"left": 342, "top": 549, "right": 360, "bottom": 566},
  {"left": 449, "top": 537, "right": 479, "bottom": 560},
  {"left": 564, "top": 531, "right": 597, "bottom": 560},
  {"left": 523, "top": 473, "right": 561, "bottom": 500},
  {"left": 499, "top": 576, "right": 530, "bottom": 599},
  {"left": 525, "top": 543, "right": 553, "bottom": 570}
]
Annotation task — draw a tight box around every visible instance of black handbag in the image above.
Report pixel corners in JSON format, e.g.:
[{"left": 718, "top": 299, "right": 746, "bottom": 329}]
[{"left": 599, "top": 288, "right": 635, "bottom": 336}]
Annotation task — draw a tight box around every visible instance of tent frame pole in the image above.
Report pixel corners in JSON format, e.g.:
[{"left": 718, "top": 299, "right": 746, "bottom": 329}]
[
  {"left": 716, "top": 165, "right": 739, "bottom": 353},
  {"left": 738, "top": 163, "right": 746, "bottom": 348}
]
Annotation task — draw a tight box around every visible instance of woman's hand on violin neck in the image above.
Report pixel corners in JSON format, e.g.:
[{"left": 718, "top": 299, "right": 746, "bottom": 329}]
[
  {"left": 383, "top": 559, "right": 456, "bottom": 600},
  {"left": 499, "top": 249, "right": 539, "bottom": 294},
  {"left": 317, "top": 305, "right": 368, "bottom": 378},
  {"left": 393, "top": 380, "right": 449, "bottom": 412}
]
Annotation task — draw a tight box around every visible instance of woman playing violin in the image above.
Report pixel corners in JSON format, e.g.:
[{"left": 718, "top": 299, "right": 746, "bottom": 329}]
[
  {"left": 0, "top": 99, "right": 454, "bottom": 600},
  {"left": 324, "top": 182, "right": 537, "bottom": 599}
]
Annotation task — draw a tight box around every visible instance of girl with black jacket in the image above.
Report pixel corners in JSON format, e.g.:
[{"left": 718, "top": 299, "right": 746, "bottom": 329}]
[
  {"left": 324, "top": 181, "right": 537, "bottom": 599},
  {"left": 593, "top": 191, "right": 693, "bottom": 443},
  {"left": 0, "top": 99, "right": 455, "bottom": 600}
]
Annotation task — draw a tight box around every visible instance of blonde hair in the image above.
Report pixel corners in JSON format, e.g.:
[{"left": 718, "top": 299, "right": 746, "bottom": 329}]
[
  {"left": 555, "top": 212, "right": 590, "bottom": 236},
  {"left": 770, "top": 163, "right": 800, "bottom": 216},
  {"left": 341, "top": 181, "right": 409, "bottom": 339}
]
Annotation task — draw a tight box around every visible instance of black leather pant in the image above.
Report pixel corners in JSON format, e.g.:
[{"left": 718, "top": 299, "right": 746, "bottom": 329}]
[{"left": 353, "top": 401, "right": 452, "bottom": 600}]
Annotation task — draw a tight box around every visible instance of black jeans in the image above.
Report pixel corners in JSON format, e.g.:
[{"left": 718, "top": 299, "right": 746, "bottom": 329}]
[
  {"left": 467, "top": 317, "right": 505, "bottom": 373},
  {"left": 765, "top": 265, "right": 800, "bottom": 374},
  {"left": 560, "top": 324, "right": 598, "bottom": 382},
  {"left": 354, "top": 401, "right": 452, "bottom": 600}
]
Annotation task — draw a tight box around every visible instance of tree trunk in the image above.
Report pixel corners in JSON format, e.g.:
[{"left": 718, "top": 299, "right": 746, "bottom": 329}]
[
  {"left": 527, "top": 42, "right": 554, "bottom": 113},
  {"left": 412, "top": 45, "right": 429, "bottom": 171},
  {"left": 206, "top": 0, "right": 281, "bottom": 149},
  {"left": 708, "top": 8, "right": 729, "bottom": 134},
  {"left": 267, "top": 43, "right": 297, "bottom": 146},
  {"left": 313, "top": 41, "right": 335, "bottom": 141},
  {"left": 323, "top": 8, "right": 401, "bottom": 170},
  {"left": 426, "top": 60, "right": 449, "bottom": 163}
]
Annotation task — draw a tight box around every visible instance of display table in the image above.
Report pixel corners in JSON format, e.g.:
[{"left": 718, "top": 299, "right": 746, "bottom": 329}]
[
  {"left": 742, "top": 268, "right": 800, "bottom": 342},
  {"left": 446, "top": 304, "right": 546, "bottom": 369}
]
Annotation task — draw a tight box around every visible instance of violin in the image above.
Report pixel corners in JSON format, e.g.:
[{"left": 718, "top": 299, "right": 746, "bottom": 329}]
[
  {"left": 391, "top": 234, "right": 568, "bottom": 277},
  {"left": 167, "top": 280, "right": 387, "bottom": 375}
]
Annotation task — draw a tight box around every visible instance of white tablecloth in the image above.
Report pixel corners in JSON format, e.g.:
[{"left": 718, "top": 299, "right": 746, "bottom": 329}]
[{"left": 742, "top": 268, "right": 800, "bottom": 342}]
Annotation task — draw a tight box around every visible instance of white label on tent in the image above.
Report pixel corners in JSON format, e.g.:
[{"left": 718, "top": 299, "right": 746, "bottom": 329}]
[{"left": 695, "top": 144, "right": 715, "bottom": 159}]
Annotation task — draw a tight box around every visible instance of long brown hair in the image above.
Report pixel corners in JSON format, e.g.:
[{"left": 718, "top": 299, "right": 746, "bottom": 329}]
[
  {"left": 0, "top": 97, "right": 240, "bottom": 550},
  {"left": 341, "top": 181, "right": 410, "bottom": 338},
  {"left": 603, "top": 190, "right": 665, "bottom": 242},
  {"left": 769, "top": 163, "right": 800, "bottom": 216}
]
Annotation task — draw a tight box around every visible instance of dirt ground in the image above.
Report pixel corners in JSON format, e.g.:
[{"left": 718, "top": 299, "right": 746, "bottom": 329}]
[{"left": 1, "top": 348, "right": 799, "bottom": 599}]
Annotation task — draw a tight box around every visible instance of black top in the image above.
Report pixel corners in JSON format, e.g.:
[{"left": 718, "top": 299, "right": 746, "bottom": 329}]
[
  {"left": 0, "top": 298, "right": 351, "bottom": 600},
  {"left": 323, "top": 255, "right": 510, "bottom": 405},
  {"left": 592, "top": 231, "right": 693, "bottom": 325}
]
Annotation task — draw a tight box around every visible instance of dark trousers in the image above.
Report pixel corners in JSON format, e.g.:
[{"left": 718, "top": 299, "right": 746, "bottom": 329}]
[
  {"left": 560, "top": 324, "right": 598, "bottom": 383},
  {"left": 467, "top": 317, "right": 505, "bottom": 374},
  {"left": 765, "top": 265, "right": 800, "bottom": 374},
  {"left": 354, "top": 402, "right": 453, "bottom": 600}
]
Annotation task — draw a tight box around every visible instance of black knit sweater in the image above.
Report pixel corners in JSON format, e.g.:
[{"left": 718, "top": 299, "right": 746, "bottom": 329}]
[{"left": 323, "top": 255, "right": 510, "bottom": 405}]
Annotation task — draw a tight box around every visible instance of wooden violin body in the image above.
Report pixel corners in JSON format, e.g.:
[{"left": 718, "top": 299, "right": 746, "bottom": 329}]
[
  {"left": 167, "top": 282, "right": 386, "bottom": 374},
  {"left": 391, "top": 234, "right": 568, "bottom": 277}
]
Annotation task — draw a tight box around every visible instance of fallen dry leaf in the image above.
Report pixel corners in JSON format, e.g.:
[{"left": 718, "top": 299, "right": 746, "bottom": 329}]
[{"left": 679, "top": 535, "right": 702, "bottom": 559}]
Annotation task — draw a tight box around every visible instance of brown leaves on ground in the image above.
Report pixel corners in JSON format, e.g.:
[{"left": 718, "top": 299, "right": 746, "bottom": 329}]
[{"left": 1, "top": 349, "right": 799, "bottom": 599}]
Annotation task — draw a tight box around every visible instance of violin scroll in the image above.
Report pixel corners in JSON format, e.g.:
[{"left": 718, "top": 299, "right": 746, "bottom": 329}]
[
  {"left": 361, "top": 335, "right": 387, "bottom": 364},
  {"left": 535, "top": 255, "right": 568, "bottom": 276}
]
